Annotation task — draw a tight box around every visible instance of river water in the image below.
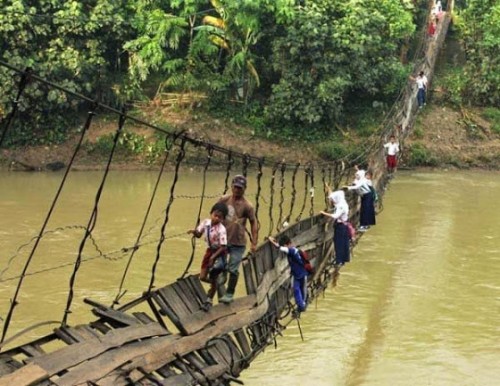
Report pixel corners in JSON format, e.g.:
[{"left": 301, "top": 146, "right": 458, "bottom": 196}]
[{"left": 1, "top": 170, "right": 499, "bottom": 385}]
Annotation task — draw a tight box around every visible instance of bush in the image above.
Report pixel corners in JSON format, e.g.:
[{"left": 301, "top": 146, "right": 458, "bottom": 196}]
[
  {"left": 412, "top": 127, "right": 424, "bottom": 139},
  {"left": 433, "top": 67, "right": 466, "bottom": 107},
  {"left": 317, "top": 140, "right": 368, "bottom": 163},
  {"left": 482, "top": 107, "right": 500, "bottom": 134},
  {"left": 407, "top": 143, "right": 438, "bottom": 166},
  {"left": 86, "top": 130, "right": 147, "bottom": 156}
]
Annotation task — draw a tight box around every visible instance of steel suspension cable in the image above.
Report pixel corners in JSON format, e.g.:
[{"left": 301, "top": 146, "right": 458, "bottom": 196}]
[
  {"left": 308, "top": 164, "right": 315, "bottom": 217},
  {"left": 0, "top": 68, "right": 31, "bottom": 147},
  {"left": 0, "top": 101, "right": 99, "bottom": 343},
  {"left": 254, "top": 158, "right": 265, "bottom": 231},
  {"left": 241, "top": 154, "right": 251, "bottom": 177},
  {"left": 223, "top": 152, "right": 234, "bottom": 195},
  {"left": 111, "top": 135, "right": 175, "bottom": 307},
  {"left": 180, "top": 144, "right": 214, "bottom": 279},
  {"left": 276, "top": 163, "right": 286, "bottom": 232},
  {"left": 267, "top": 163, "right": 279, "bottom": 237},
  {"left": 284, "top": 163, "right": 300, "bottom": 225},
  {"left": 62, "top": 106, "right": 126, "bottom": 327},
  {"left": 148, "top": 138, "right": 187, "bottom": 292},
  {"left": 295, "top": 166, "right": 310, "bottom": 223}
]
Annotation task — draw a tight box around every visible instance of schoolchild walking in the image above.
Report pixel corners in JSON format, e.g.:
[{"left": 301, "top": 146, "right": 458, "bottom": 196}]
[
  {"left": 187, "top": 202, "right": 228, "bottom": 310},
  {"left": 410, "top": 71, "right": 428, "bottom": 108},
  {"left": 383, "top": 135, "right": 400, "bottom": 173},
  {"left": 345, "top": 169, "right": 376, "bottom": 231},
  {"left": 320, "top": 190, "right": 351, "bottom": 266},
  {"left": 268, "top": 235, "right": 308, "bottom": 314}
]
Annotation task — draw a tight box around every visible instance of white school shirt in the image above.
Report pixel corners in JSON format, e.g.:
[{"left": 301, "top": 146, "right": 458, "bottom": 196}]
[
  {"left": 384, "top": 142, "right": 400, "bottom": 156},
  {"left": 328, "top": 192, "right": 349, "bottom": 222},
  {"left": 416, "top": 77, "right": 426, "bottom": 89},
  {"left": 348, "top": 177, "right": 371, "bottom": 196},
  {"left": 196, "top": 219, "right": 227, "bottom": 248}
]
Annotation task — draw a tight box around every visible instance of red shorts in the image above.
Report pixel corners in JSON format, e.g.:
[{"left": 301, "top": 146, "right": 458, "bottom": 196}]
[
  {"left": 201, "top": 248, "right": 226, "bottom": 269},
  {"left": 387, "top": 155, "right": 397, "bottom": 169}
]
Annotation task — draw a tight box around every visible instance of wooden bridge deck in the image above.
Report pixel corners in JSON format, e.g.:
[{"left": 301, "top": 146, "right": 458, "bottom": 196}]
[{"left": 0, "top": 215, "right": 335, "bottom": 386}]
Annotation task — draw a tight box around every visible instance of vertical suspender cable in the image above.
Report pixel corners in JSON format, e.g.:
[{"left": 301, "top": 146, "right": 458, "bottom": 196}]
[
  {"left": 111, "top": 134, "right": 175, "bottom": 307},
  {"left": 295, "top": 166, "right": 310, "bottom": 223},
  {"left": 254, "top": 158, "right": 265, "bottom": 231},
  {"left": 62, "top": 106, "right": 126, "bottom": 327},
  {"left": 267, "top": 163, "right": 279, "bottom": 237},
  {"left": 309, "top": 164, "right": 315, "bottom": 217},
  {"left": 277, "top": 163, "right": 286, "bottom": 232},
  {"left": 223, "top": 152, "right": 234, "bottom": 195},
  {"left": 1, "top": 101, "right": 99, "bottom": 342},
  {"left": 0, "top": 68, "right": 31, "bottom": 147},
  {"left": 284, "top": 163, "right": 300, "bottom": 225},
  {"left": 180, "top": 145, "right": 213, "bottom": 279},
  {"left": 148, "top": 138, "right": 187, "bottom": 293}
]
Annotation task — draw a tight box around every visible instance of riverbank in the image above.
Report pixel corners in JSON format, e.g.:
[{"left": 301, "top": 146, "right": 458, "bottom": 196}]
[{"left": 1, "top": 104, "right": 499, "bottom": 171}]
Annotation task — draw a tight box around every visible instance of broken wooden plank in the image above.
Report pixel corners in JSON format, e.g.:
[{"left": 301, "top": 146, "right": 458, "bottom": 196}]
[
  {"left": 91, "top": 297, "right": 273, "bottom": 385},
  {"left": 53, "top": 335, "right": 179, "bottom": 386},
  {"left": 233, "top": 329, "right": 251, "bottom": 359},
  {"left": 158, "top": 286, "right": 192, "bottom": 320},
  {"left": 19, "top": 345, "right": 46, "bottom": 359},
  {"left": 0, "top": 323, "right": 169, "bottom": 386},
  {"left": 252, "top": 254, "right": 265, "bottom": 285},
  {"left": 171, "top": 280, "right": 202, "bottom": 313},
  {"left": 157, "top": 364, "right": 226, "bottom": 386},
  {"left": 185, "top": 275, "right": 208, "bottom": 302},
  {"left": 132, "top": 312, "right": 155, "bottom": 325},
  {"left": 91, "top": 307, "right": 141, "bottom": 327},
  {"left": 242, "top": 259, "right": 256, "bottom": 295}
]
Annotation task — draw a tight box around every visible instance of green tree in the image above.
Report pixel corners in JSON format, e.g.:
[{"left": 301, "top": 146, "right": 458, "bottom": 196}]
[
  {"left": 457, "top": 0, "right": 500, "bottom": 106},
  {"left": 265, "top": 0, "right": 415, "bottom": 135},
  {"left": 0, "top": 0, "right": 132, "bottom": 145}
]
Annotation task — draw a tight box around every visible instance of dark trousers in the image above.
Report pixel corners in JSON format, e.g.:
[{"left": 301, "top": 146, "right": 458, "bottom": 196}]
[
  {"left": 417, "top": 88, "right": 426, "bottom": 107},
  {"left": 293, "top": 276, "right": 307, "bottom": 312},
  {"left": 334, "top": 222, "right": 350, "bottom": 264}
]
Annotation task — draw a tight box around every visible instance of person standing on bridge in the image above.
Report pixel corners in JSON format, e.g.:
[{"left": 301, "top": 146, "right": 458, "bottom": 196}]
[
  {"left": 268, "top": 235, "right": 308, "bottom": 314},
  {"left": 410, "top": 71, "right": 428, "bottom": 109},
  {"left": 321, "top": 190, "right": 351, "bottom": 266},
  {"left": 383, "top": 135, "right": 400, "bottom": 174},
  {"left": 187, "top": 202, "right": 228, "bottom": 310},
  {"left": 345, "top": 169, "right": 376, "bottom": 232},
  {"left": 218, "top": 175, "right": 258, "bottom": 304}
]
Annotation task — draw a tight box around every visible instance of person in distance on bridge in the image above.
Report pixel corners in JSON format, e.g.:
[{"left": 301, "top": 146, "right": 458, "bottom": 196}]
[
  {"left": 383, "top": 135, "right": 400, "bottom": 174},
  {"left": 410, "top": 71, "right": 428, "bottom": 109},
  {"left": 188, "top": 202, "right": 229, "bottom": 311},
  {"left": 268, "top": 235, "right": 308, "bottom": 315},
  {"left": 218, "top": 175, "right": 259, "bottom": 304},
  {"left": 320, "top": 189, "right": 351, "bottom": 266}
]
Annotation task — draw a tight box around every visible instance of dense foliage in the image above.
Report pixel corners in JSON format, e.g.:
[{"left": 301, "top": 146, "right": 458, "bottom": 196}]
[
  {"left": 0, "top": 0, "right": 132, "bottom": 144},
  {"left": 456, "top": 0, "right": 500, "bottom": 105},
  {"left": 0, "top": 0, "right": 498, "bottom": 146}
]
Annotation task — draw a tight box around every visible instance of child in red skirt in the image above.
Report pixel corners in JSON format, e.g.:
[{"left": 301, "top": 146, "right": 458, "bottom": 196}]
[{"left": 188, "top": 202, "right": 228, "bottom": 310}]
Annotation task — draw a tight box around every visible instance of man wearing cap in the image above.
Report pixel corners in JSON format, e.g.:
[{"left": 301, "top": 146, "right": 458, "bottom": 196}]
[{"left": 218, "top": 175, "right": 258, "bottom": 304}]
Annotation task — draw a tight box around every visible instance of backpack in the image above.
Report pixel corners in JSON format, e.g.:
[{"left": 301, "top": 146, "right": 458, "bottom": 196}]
[
  {"left": 369, "top": 185, "right": 379, "bottom": 202},
  {"left": 345, "top": 221, "right": 356, "bottom": 240},
  {"left": 298, "top": 249, "right": 314, "bottom": 275}
]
